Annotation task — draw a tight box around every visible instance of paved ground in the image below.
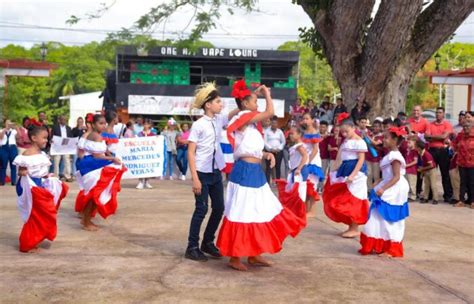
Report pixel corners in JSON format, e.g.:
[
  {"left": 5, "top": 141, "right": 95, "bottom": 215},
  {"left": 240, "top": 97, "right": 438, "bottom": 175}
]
[{"left": 0, "top": 178, "right": 473, "bottom": 304}]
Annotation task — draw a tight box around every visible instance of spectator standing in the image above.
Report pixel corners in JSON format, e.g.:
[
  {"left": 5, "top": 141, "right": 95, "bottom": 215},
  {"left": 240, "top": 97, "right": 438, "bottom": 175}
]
[
  {"left": 162, "top": 118, "right": 179, "bottom": 180},
  {"left": 407, "top": 105, "right": 429, "bottom": 134},
  {"left": 332, "top": 97, "right": 347, "bottom": 124},
  {"left": 405, "top": 137, "right": 419, "bottom": 201},
  {"left": 318, "top": 120, "right": 330, "bottom": 189},
  {"left": 0, "top": 119, "right": 19, "bottom": 185},
  {"left": 16, "top": 117, "right": 31, "bottom": 155},
  {"left": 306, "top": 99, "right": 319, "bottom": 118},
  {"left": 319, "top": 102, "right": 333, "bottom": 124},
  {"left": 51, "top": 115, "right": 73, "bottom": 182},
  {"left": 264, "top": 118, "right": 286, "bottom": 182},
  {"left": 350, "top": 98, "right": 371, "bottom": 123},
  {"left": 425, "top": 107, "right": 454, "bottom": 203},
  {"left": 133, "top": 116, "right": 144, "bottom": 135},
  {"left": 176, "top": 123, "right": 191, "bottom": 181},
  {"left": 327, "top": 124, "right": 341, "bottom": 168},
  {"left": 449, "top": 111, "right": 466, "bottom": 204},
  {"left": 123, "top": 121, "right": 135, "bottom": 138},
  {"left": 465, "top": 111, "right": 473, "bottom": 124},
  {"left": 416, "top": 140, "right": 440, "bottom": 204},
  {"left": 290, "top": 97, "right": 306, "bottom": 121},
  {"left": 71, "top": 117, "right": 87, "bottom": 175},
  {"left": 452, "top": 122, "right": 474, "bottom": 208}
]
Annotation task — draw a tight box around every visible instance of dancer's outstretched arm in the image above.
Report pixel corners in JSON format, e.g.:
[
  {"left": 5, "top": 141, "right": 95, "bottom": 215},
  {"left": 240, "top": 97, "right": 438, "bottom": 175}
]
[{"left": 250, "top": 85, "right": 274, "bottom": 123}]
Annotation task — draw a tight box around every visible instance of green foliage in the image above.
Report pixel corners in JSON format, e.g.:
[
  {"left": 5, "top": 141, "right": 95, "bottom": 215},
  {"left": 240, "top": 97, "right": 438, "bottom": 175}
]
[
  {"left": 278, "top": 41, "right": 339, "bottom": 103},
  {"left": 406, "top": 42, "right": 474, "bottom": 112}
]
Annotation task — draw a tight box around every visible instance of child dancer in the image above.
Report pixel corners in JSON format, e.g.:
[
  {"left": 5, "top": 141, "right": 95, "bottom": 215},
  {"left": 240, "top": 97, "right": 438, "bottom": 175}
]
[
  {"left": 276, "top": 126, "right": 309, "bottom": 221},
  {"left": 136, "top": 118, "right": 157, "bottom": 189},
  {"left": 359, "top": 127, "right": 410, "bottom": 257},
  {"left": 301, "top": 112, "right": 323, "bottom": 216},
  {"left": 75, "top": 114, "right": 126, "bottom": 231},
  {"left": 323, "top": 113, "right": 369, "bottom": 238},
  {"left": 217, "top": 80, "right": 305, "bottom": 271},
  {"left": 13, "top": 122, "right": 69, "bottom": 252},
  {"left": 75, "top": 113, "right": 94, "bottom": 217}
]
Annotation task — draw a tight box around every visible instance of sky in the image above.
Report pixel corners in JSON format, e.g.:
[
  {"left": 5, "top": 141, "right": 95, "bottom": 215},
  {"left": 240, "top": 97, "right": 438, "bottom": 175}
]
[{"left": 0, "top": 0, "right": 473, "bottom": 50}]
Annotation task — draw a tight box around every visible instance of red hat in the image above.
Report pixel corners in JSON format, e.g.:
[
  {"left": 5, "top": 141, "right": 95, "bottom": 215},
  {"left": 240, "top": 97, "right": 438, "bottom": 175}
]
[{"left": 231, "top": 79, "right": 252, "bottom": 100}]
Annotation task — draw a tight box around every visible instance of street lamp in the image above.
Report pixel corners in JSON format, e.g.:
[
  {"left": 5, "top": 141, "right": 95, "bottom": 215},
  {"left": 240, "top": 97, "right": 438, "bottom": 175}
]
[
  {"left": 434, "top": 53, "right": 442, "bottom": 106},
  {"left": 40, "top": 43, "right": 47, "bottom": 61}
]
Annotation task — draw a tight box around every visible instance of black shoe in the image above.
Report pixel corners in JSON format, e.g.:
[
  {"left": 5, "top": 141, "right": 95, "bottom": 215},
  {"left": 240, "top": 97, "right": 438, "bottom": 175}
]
[
  {"left": 201, "top": 242, "right": 223, "bottom": 258},
  {"left": 449, "top": 198, "right": 457, "bottom": 204},
  {"left": 419, "top": 198, "right": 428, "bottom": 204},
  {"left": 432, "top": 200, "right": 439, "bottom": 205},
  {"left": 185, "top": 247, "right": 208, "bottom": 262}
]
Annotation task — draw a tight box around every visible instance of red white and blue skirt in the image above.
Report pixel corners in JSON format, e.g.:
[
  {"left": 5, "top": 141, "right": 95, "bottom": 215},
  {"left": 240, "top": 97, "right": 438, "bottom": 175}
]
[
  {"left": 359, "top": 180, "right": 409, "bottom": 257},
  {"left": 75, "top": 156, "right": 126, "bottom": 219},
  {"left": 217, "top": 160, "right": 306, "bottom": 257},
  {"left": 16, "top": 176, "right": 68, "bottom": 252},
  {"left": 323, "top": 160, "right": 369, "bottom": 225},
  {"left": 276, "top": 165, "right": 319, "bottom": 214}
]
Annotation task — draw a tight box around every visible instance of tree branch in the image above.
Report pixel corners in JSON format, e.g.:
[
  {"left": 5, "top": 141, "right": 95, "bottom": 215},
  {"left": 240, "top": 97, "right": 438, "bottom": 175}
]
[
  {"left": 406, "top": 0, "right": 474, "bottom": 73},
  {"left": 360, "top": 0, "right": 423, "bottom": 99}
]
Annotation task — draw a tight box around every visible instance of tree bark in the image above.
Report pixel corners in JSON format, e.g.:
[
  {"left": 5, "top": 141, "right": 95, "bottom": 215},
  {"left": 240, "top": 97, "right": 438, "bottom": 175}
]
[{"left": 298, "top": 0, "right": 474, "bottom": 118}]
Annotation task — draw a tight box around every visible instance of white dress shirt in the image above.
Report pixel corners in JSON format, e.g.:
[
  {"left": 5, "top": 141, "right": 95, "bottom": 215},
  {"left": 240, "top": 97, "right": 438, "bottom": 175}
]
[
  {"left": 0, "top": 128, "right": 17, "bottom": 146},
  {"left": 188, "top": 113, "right": 229, "bottom": 173},
  {"left": 264, "top": 128, "right": 285, "bottom": 151},
  {"left": 60, "top": 124, "right": 67, "bottom": 138}
]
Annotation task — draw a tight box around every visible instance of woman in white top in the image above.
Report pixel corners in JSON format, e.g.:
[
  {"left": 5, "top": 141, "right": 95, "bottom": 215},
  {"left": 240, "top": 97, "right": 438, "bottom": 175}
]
[
  {"left": 13, "top": 123, "right": 69, "bottom": 252},
  {"left": 216, "top": 80, "right": 305, "bottom": 271},
  {"left": 0, "top": 119, "right": 19, "bottom": 185}
]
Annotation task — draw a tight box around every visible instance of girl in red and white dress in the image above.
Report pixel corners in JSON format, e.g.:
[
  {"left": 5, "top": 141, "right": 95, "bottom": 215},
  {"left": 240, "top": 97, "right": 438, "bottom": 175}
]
[
  {"left": 13, "top": 123, "right": 69, "bottom": 252},
  {"left": 323, "top": 113, "right": 369, "bottom": 238},
  {"left": 359, "top": 127, "right": 410, "bottom": 257},
  {"left": 217, "top": 80, "right": 305, "bottom": 271},
  {"left": 276, "top": 127, "right": 309, "bottom": 221},
  {"left": 75, "top": 114, "right": 126, "bottom": 231}
]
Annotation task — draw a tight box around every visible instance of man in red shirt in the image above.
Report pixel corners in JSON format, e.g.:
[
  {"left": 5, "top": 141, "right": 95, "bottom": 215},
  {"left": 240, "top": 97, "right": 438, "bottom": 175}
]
[
  {"left": 425, "top": 107, "right": 454, "bottom": 202},
  {"left": 408, "top": 105, "right": 429, "bottom": 134},
  {"left": 416, "top": 140, "right": 440, "bottom": 204},
  {"left": 452, "top": 122, "right": 474, "bottom": 208}
]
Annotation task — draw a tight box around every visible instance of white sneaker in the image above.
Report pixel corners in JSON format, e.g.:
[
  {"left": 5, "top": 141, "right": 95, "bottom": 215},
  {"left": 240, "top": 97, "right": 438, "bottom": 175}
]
[
  {"left": 159, "top": 176, "right": 164, "bottom": 180},
  {"left": 145, "top": 181, "right": 153, "bottom": 189},
  {"left": 180, "top": 175, "right": 186, "bottom": 181},
  {"left": 169, "top": 176, "right": 174, "bottom": 180},
  {"left": 136, "top": 181, "right": 144, "bottom": 189}
]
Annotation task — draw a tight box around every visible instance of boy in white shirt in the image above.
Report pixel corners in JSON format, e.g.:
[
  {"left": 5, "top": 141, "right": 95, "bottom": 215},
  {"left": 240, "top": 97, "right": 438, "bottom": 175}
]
[{"left": 185, "top": 83, "right": 238, "bottom": 261}]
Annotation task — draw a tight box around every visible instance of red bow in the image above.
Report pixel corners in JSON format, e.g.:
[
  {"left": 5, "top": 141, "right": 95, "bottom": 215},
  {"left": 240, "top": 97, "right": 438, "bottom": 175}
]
[
  {"left": 30, "top": 118, "right": 42, "bottom": 127},
  {"left": 85, "top": 113, "right": 94, "bottom": 123},
  {"left": 336, "top": 112, "right": 350, "bottom": 125},
  {"left": 231, "top": 79, "right": 251, "bottom": 100},
  {"left": 388, "top": 126, "right": 407, "bottom": 137}
]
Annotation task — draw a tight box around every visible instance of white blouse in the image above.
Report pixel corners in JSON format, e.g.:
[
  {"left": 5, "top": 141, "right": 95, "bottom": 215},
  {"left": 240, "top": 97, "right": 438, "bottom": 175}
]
[
  {"left": 13, "top": 152, "right": 51, "bottom": 178},
  {"left": 289, "top": 143, "right": 307, "bottom": 170},
  {"left": 234, "top": 124, "right": 264, "bottom": 160},
  {"left": 83, "top": 139, "right": 107, "bottom": 156},
  {"left": 380, "top": 151, "right": 406, "bottom": 180},
  {"left": 340, "top": 139, "right": 368, "bottom": 161}
]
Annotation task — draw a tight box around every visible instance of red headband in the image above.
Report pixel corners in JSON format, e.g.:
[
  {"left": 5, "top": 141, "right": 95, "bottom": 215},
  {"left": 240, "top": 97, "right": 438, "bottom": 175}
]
[
  {"left": 388, "top": 126, "right": 407, "bottom": 137},
  {"left": 336, "top": 112, "right": 350, "bottom": 125},
  {"left": 231, "top": 79, "right": 252, "bottom": 100},
  {"left": 30, "top": 118, "right": 42, "bottom": 127}
]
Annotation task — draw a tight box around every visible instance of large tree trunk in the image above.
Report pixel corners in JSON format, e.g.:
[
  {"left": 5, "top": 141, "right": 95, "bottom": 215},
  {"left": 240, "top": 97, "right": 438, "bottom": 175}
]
[{"left": 298, "top": 0, "right": 474, "bottom": 118}]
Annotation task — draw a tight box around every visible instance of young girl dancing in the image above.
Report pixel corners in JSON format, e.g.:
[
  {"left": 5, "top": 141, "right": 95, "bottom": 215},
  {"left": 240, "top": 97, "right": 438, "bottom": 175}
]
[
  {"left": 301, "top": 112, "right": 324, "bottom": 216},
  {"left": 323, "top": 113, "right": 369, "bottom": 238},
  {"left": 75, "top": 114, "right": 126, "bottom": 231},
  {"left": 276, "top": 127, "right": 309, "bottom": 221},
  {"left": 13, "top": 122, "right": 69, "bottom": 252},
  {"left": 217, "top": 80, "right": 306, "bottom": 271},
  {"left": 359, "top": 127, "right": 410, "bottom": 257}
]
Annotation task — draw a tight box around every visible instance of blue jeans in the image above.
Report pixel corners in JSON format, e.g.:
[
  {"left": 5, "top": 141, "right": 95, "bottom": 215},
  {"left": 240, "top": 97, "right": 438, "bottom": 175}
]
[
  {"left": 187, "top": 170, "right": 224, "bottom": 249},
  {"left": 0, "top": 145, "right": 18, "bottom": 185},
  {"left": 166, "top": 151, "right": 176, "bottom": 177},
  {"left": 176, "top": 147, "right": 188, "bottom": 175}
]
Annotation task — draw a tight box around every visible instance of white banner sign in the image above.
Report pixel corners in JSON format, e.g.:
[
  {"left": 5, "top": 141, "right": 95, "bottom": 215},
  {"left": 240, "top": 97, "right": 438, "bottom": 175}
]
[
  {"left": 116, "top": 136, "right": 166, "bottom": 179},
  {"left": 50, "top": 136, "right": 78, "bottom": 155},
  {"left": 128, "top": 95, "right": 285, "bottom": 118}
]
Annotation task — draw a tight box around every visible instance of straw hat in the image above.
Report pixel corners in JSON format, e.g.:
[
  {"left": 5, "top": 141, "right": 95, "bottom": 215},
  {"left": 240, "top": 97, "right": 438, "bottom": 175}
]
[{"left": 192, "top": 82, "right": 219, "bottom": 109}]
